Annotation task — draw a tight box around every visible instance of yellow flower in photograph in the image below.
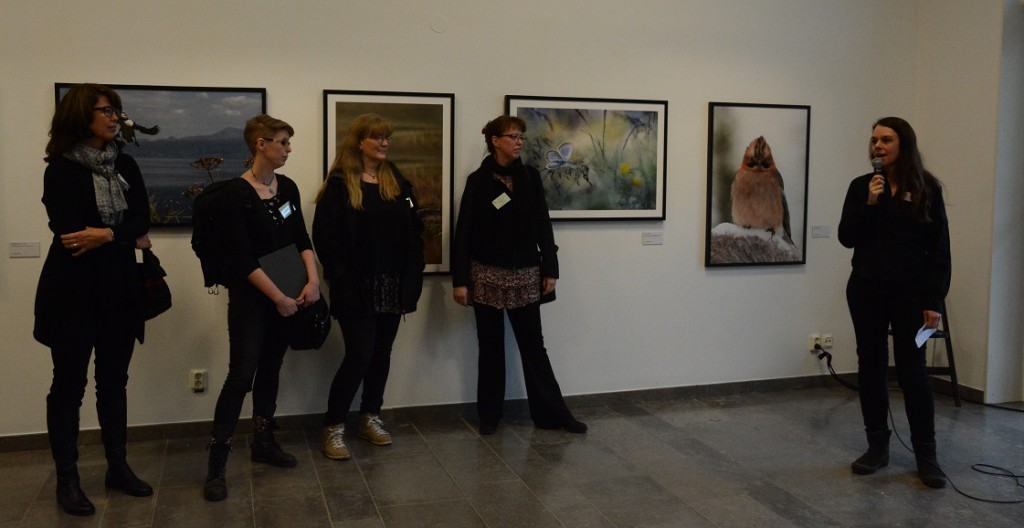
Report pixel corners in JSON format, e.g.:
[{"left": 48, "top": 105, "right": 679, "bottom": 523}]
[{"left": 619, "top": 163, "right": 631, "bottom": 176}]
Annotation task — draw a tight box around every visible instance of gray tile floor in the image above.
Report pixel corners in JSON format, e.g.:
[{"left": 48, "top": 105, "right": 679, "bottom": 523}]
[{"left": 2, "top": 386, "right": 1023, "bottom": 527}]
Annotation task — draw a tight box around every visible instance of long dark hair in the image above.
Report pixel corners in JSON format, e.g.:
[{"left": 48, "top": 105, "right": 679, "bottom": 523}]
[
  {"left": 45, "top": 83, "right": 122, "bottom": 162},
  {"left": 871, "top": 117, "right": 939, "bottom": 223}
]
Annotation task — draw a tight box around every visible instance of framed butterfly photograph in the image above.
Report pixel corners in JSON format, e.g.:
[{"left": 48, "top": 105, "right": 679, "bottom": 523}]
[{"left": 505, "top": 95, "right": 667, "bottom": 221}]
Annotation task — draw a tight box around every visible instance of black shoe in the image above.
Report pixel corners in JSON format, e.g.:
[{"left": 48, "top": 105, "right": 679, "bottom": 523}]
[
  {"left": 56, "top": 477, "right": 95, "bottom": 516},
  {"left": 250, "top": 416, "right": 297, "bottom": 468},
  {"left": 479, "top": 422, "right": 498, "bottom": 435},
  {"left": 851, "top": 430, "right": 890, "bottom": 475},
  {"left": 105, "top": 465, "right": 153, "bottom": 497},
  {"left": 562, "top": 417, "right": 588, "bottom": 434},
  {"left": 913, "top": 440, "right": 946, "bottom": 489},
  {"left": 204, "top": 439, "right": 231, "bottom": 502}
]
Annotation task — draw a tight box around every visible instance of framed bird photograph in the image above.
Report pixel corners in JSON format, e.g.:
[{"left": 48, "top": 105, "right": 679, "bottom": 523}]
[
  {"left": 705, "top": 102, "right": 810, "bottom": 267},
  {"left": 505, "top": 95, "right": 668, "bottom": 221},
  {"left": 323, "top": 89, "right": 455, "bottom": 274},
  {"left": 55, "top": 83, "right": 267, "bottom": 227}
]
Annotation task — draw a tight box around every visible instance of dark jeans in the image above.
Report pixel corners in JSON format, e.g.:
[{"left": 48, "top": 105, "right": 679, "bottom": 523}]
[
  {"left": 211, "top": 286, "right": 290, "bottom": 441},
  {"left": 322, "top": 313, "right": 401, "bottom": 426},
  {"left": 47, "top": 329, "right": 135, "bottom": 476},
  {"left": 473, "top": 301, "right": 572, "bottom": 427},
  {"left": 846, "top": 275, "right": 935, "bottom": 443}
]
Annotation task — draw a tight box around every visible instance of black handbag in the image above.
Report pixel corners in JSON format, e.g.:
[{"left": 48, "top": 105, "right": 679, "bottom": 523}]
[
  {"left": 139, "top": 248, "right": 172, "bottom": 320},
  {"left": 289, "top": 296, "right": 331, "bottom": 350}
]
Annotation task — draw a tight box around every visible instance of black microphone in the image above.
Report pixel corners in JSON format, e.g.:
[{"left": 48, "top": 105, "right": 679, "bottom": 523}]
[{"left": 871, "top": 157, "right": 890, "bottom": 203}]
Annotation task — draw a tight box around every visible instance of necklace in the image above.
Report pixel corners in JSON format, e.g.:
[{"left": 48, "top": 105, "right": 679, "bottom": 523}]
[
  {"left": 362, "top": 170, "right": 378, "bottom": 183},
  {"left": 250, "top": 168, "right": 276, "bottom": 196}
]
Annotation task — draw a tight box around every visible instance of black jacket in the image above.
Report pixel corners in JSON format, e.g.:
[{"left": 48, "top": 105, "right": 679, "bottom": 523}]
[
  {"left": 34, "top": 153, "right": 151, "bottom": 347},
  {"left": 220, "top": 174, "right": 313, "bottom": 289},
  {"left": 452, "top": 157, "right": 558, "bottom": 290},
  {"left": 838, "top": 172, "right": 951, "bottom": 311},
  {"left": 312, "top": 165, "right": 424, "bottom": 317}
]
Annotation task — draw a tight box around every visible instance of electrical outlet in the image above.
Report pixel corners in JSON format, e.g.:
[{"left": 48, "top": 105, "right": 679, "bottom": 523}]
[
  {"left": 822, "top": 334, "right": 834, "bottom": 348},
  {"left": 189, "top": 369, "right": 208, "bottom": 393},
  {"left": 808, "top": 334, "right": 821, "bottom": 352}
]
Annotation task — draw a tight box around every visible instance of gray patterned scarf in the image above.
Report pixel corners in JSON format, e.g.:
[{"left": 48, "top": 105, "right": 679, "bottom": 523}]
[{"left": 64, "top": 142, "right": 130, "bottom": 226}]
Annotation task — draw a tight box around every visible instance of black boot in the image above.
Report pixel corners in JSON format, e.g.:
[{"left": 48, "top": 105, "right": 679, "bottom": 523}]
[
  {"left": 913, "top": 440, "right": 946, "bottom": 488},
  {"left": 250, "top": 416, "right": 296, "bottom": 468},
  {"left": 105, "top": 447, "right": 153, "bottom": 497},
  {"left": 851, "top": 429, "right": 890, "bottom": 474},
  {"left": 203, "top": 439, "right": 231, "bottom": 502},
  {"left": 56, "top": 471, "right": 95, "bottom": 517}
]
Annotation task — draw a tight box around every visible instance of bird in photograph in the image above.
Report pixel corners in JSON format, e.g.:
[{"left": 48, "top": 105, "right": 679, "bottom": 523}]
[
  {"left": 117, "top": 111, "right": 160, "bottom": 147},
  {"left": 730, "top": 135, "right": 792, "bottom": 244}
]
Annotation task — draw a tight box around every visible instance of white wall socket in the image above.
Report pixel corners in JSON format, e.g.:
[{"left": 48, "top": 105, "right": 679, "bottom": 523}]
[{"left": 190, "top": 369, "right": 208, "bottom": 393}]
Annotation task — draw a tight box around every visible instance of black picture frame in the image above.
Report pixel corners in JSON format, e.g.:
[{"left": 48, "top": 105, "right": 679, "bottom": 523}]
[
  {"left": 705, "top": 102, "right": 810, "bottom": 267},
  {"left": 55, "top": 83, "right": 267, "bottom": 227},
  {"left": 505, "top": 95, "right": 668, "bottom": 221},
  {"left": 323, "top": 89, "right": 455, "bottom": 275}
]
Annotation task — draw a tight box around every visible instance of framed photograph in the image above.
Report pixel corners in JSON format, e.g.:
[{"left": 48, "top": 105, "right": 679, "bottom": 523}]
[
  {"left": 55, "top": 83, "right": 266, "bottom": 227},
  {"left": 705, "top": 102, "right": 810, "bottom": 267},
  {"left": 505, "top": 95, "right": 667, "bottom": 221},
  {"left": 323, "top": 90, "right": 454, "bottom": 274}
]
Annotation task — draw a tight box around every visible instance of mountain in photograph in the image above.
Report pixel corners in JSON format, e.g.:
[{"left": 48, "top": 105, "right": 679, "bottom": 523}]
[{"left": 124, "top": 126, "right": 249, "bottom": 159}]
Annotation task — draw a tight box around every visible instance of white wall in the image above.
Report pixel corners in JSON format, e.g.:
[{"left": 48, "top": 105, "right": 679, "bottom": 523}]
[
  {"left": 986, "top": 0, "right": 1024, "bottom": 403},
  {"left": 0, "top": 0, "right": 1010, "bottom": 436}
]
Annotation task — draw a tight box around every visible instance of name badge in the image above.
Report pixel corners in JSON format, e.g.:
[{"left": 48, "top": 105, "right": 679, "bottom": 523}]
[
  {"left": 492, "top": 193, "right": 511, "bottom": 210},
  {"left": 279, "top": 201, "right": 294, "bottom": 219}
]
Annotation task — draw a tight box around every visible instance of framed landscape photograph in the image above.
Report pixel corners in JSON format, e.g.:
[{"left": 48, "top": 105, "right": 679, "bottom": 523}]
[
  {"left": 55, "top": 83, "right": 266, "bottom": 226},
  {"left": 505, "top": 95, "right": 667, "bottom": 221},
  {"left": 705, "top": 102, "right": 810, "bottom": 267},
  {"left": 323, "top": 90, "right": 454, "bottom": 274}
]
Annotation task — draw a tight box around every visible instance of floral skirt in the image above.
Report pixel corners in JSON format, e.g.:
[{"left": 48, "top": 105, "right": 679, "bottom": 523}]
[{"left": 470, "top": 261, "right": 540, "bottom": 310}]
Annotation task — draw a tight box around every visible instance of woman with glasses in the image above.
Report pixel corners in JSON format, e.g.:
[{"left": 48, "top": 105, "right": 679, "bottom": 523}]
[
  {"left": 313, "top": 114, "right": 424, "bottom": 461},
  {"left": 203, "top": 114, "right": 320, "bottom": 501},
  {"left": 35, "top": 83, "right": 154, "bottom": 516},
  {"left": 452, "top": 115, "right": 586, "bottom": 436}
]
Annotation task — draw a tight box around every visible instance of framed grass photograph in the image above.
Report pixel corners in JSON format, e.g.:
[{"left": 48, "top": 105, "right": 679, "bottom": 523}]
[
  {"left": 323, "top": 90, "right": 455, "bottom": 274},
  {"left": 55, "top": 83, "right": 267, "bottom": 227},
  {"left": 505, "top": 95, "right": 667, "bottom": 221},
  {"left": 705, "top": 102, "right": 810, "bottom": 267}
]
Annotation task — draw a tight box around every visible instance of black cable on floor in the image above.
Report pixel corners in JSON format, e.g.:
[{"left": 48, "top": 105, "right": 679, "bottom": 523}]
[{"left": 815, "top": 344, "right": 1024, "bottom": 504}]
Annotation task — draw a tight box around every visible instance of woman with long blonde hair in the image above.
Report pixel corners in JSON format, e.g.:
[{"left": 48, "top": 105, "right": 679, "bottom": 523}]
[{"left": 313, "top": 114, "right": 424, "bottom": 461}]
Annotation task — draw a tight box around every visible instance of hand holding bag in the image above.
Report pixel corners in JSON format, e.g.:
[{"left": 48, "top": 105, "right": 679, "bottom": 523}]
[
  {"left": 139, "top": 248, "right": 172, "bottom": 320},
  {"left": 289, "top": 295, "right": 331, "bottom": 350}
]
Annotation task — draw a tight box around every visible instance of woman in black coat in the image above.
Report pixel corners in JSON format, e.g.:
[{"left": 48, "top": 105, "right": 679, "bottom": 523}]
[
  {"left": 452, "top": 115, "right": 586, "bottom": 436},
  {"left": 313, "top": 114, "right": 424, "bottom": 461},
  {"left": 203, "top": 115, "right": 320, "bottom": 502},
  {"left": 839, "top": 116, "right": 951, "bottom": 488},
  {"left": 34, "top": 83, "right": 154, "bottom": 516}
]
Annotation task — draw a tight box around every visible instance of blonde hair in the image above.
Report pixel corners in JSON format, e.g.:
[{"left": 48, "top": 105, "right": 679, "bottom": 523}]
[{"left": 316, "top": 113, "right": 399, "bottom": 209}]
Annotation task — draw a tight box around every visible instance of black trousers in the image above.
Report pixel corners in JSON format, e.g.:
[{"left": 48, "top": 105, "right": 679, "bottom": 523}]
[
  {"left": 323, "top": 313, "right": 401, "bottom": 426},
  {"left": 846, "top": 275, "right": 935, "bottom": 443},
  {"left": 47, "top": 329, "right": 135, "bottom": 477},
  {"left": 211, "top": 286, "right": 290, "bottom": 441},
  {"left": 473, "top": 301, "right": 572, "bottom": 427}
]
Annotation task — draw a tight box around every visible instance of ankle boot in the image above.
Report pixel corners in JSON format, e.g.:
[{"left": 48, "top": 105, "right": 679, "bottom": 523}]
[
  {"left": 851, "top": 429, "right": 890, "bottom": 474},
  {"left": 203, "top": 439, "right": 231, "bottom": 502},
  {"left": 912, "top": 440, "right": 946, "bottom": 488},
  {"left": 250, "top": 416, "right": 296, "bottom": 468},
  {"left": 56, "top": 471, "right": 95, "bottom": 516},
  {"left": 105, "top": 447, "right": 153, "bottom": 497}
]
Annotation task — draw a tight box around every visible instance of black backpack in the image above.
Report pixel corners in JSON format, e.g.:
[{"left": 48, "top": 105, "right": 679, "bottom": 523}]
[{"left": 191, "top": 179, "right": 237, "bottom": 291}]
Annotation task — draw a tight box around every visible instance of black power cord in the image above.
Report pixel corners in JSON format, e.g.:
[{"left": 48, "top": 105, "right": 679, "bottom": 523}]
[{"left": 815, "top": 343, "right": 1024, "bottom": 503}]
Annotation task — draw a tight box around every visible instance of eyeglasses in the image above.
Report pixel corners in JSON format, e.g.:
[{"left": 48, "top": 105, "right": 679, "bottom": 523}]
[
  {"left": 93, "top": 106, "right": 120, "bottom": 118},
  {"left": 497, "top": 133, "right": 526, "bottom": 142},
  {"left": 261, "top": 137, "right": 292, "bottom": 147},
  {"left": 366, "top": 135, "right": 392, "bottom": 144}
]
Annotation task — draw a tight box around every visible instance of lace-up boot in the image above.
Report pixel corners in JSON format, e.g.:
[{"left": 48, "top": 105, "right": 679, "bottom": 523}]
[
  {"left": 358, "top": 414, "right": 393, "bottom": 446},
  {"left": 322, "top": 424, "right": 350, "bottom": 460}
]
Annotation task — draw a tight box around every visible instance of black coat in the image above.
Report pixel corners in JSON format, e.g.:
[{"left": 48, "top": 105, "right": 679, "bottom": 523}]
[
  {"left": 34, "top": 153, "right": 151, "bottom": 347},
  {"left": 452, "top": 157, "right": 558, "bottom": 291},
  {"left": 312, "top": 165, "right": 425, "bottom": 317},
  {"left": 838, "top": 172, "right": 951, "bottom": 311}
]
